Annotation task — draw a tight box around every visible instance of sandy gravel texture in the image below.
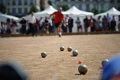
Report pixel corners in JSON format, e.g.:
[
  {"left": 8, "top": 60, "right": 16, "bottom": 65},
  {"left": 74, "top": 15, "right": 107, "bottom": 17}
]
[{"left": 0, "top": 34, "right": 120, "bottom": 80}]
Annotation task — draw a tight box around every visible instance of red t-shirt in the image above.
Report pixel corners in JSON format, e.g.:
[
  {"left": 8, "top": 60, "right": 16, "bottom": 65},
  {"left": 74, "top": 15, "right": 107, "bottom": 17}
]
[{"left": 52, "top": 11, "right": 64, "bottom": 24}]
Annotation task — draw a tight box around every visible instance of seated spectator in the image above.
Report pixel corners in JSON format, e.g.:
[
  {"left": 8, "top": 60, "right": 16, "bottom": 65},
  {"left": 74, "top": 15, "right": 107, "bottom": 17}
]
[
  {"left": 102, "top": 54, "right": 120, "bottom": 80},
  {"left": 0, "top": 61, "right": 28, "bottom": 80}
]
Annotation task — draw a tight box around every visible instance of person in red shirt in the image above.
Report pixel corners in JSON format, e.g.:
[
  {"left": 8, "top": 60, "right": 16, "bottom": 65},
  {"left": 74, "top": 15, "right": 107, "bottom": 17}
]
[{"left": 50, "top": 7, "right": 64, "bottom": 37}]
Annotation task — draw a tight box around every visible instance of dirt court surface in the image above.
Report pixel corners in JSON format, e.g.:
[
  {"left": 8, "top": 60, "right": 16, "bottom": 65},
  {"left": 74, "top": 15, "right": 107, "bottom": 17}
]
[{"left": 0, "top": 34, "right": 120, "bottom": 80}]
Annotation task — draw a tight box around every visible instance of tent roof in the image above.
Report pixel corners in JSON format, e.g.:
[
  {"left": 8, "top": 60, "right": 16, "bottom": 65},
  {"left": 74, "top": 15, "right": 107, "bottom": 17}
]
[
  {"left": 0, "top": 13, "right": 19, "bottom": 22},
  {"left": 23, "top": 6, "right": 57, "bottom": 20},
  {"left": 63, "top": 6, "right": 94, "bottom": 16},
  {"left": 95, "top": 7, "right": 120, "bottom": 18},
  {"left": 35, "top": 6, "right": 57, "bottom": 15}
]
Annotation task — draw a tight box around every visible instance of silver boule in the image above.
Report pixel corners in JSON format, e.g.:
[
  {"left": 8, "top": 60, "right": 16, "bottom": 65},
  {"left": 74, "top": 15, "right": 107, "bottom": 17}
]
[
  {"left": 78, "top": 64, "right": 88, "bottom": 75},
  {"left": 67, "top": 47, "right": 72, "bottom": 52},
  {"left": 60, "top": 46, "right": 65, "bottom": 51},
  {"left": 72, "top": 50, "right": 78, "bottom": 56},
  {"left": 41, "top": 52, "right": 47, "bottom": 58}
]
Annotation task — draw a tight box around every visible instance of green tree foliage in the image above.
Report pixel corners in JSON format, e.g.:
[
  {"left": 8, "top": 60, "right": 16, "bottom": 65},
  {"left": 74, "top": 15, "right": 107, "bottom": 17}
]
[
  {"left": 59, "top": 4, "right": 69, "bottom": 11},
  {"left": 29, "top": 5, "right": 39, "bottom": 13},
  {"left": 91, "top": 8, "right": 99, "bottom": 15},
  {"left": 0, "top": 4, "right": 6, "bottom": 13}
]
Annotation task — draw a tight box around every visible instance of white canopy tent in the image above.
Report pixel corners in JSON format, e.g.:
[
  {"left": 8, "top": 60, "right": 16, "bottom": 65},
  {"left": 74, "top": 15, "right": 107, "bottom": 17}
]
[
  {"left": 63, "top": 6, "right": 94, "bottom": 32},
  {"left": 0, "top": 13, "right": 19, "bottom": 22},
  {"left": 23, "top": 6, "right": 94, "bottom": 32},
  {"left": 23, "top": 6, "right": 57, "bottom": 20},
  {"left": 95, "top": 7, "right": 120, "bottom": 31},
  {"left": 63, "top": 6, "right": 94, "bottom": 16},
  {"left": 95, "top": 7, "right": 120, "bottom": 18},
  {"left": 34, "top": 6, "right": 57, "bottom": 18}
]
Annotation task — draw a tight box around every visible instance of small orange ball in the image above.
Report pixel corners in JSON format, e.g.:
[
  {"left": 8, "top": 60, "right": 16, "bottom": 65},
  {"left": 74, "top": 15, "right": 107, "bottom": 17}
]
[{"left": 78, "top": 61, "right": 82, "bottom": 64}]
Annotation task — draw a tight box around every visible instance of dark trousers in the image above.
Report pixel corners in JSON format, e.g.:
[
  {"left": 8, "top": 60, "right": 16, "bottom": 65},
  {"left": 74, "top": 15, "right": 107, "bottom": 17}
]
[
  {"left": 91, "top": 27, "right": 96, "bottom": 32},
  {"left": 20, "top": 25, "right": 26, "bottom": 34},
  {"left": 68, "top": 27, "right": 73, "bottom": 33},
  {"left": 27, "top": 23, "right": 36, "bottom": 36}
]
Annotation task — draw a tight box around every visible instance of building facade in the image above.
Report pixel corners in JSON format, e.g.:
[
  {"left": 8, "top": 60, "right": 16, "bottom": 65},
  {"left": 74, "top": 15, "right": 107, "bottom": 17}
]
[
  {"left": 0, "top": 0, "right": 120, "bottom": 17},
  {"left": 51, "top": 0, "right": 120, "bottom": 13},
  {"left": 0, "top": 0, "right": 41, "bottom": 17}
]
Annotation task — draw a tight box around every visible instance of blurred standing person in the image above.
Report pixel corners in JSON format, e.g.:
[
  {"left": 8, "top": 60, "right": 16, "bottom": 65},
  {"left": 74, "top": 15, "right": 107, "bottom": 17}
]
[
  {"left": 0, "top": 22, "right": 6, "bottom": 34},
  {"left": 96, "top": 16, "right": 103, "bottom": 31},
  {"left": 84, "top": 16, "right": 89, "bottom": 32},
  {"left": 68, "top": 17, "right": 74, "bottom": 33},
  {"left": 102, "top": 16, "right": 108, "bottom": 31},
  {"left": 76, "top": 17, "right": 82, "bottom": 32},
  {"left": 118, "top": 15, "right": 120, "bottom": 32},
  {"left": 6, "top": 18, "right": 11, "bottom": 34},
  {"left": 42, "top": 17, "right": 50, "bottom": 34},
  {"left": 11, "top": 19, "right": 17, "bottom": 34},
  {"left": 48, "top": 17, "right": 54, "bottom": 33},
  {"left": 50, "top": 7, "right": 64, "bottom": 37},
  {"left": 27, "top": 12, "right": 36, "bottom": 36},
  {"left": 35, "top": 18, "right": 40, "bottom": 33},
  {"left": 39, "top": 17, "right": 44, "bottom": 33},
  {"left": 110, "top": 16, "right": 116, "bottom": 32},
  {"left": 89, "top": 16, "right": 96, "bottom": 32},
  {"left": 0, "top": 22, "right": 1, "bottom": 34},
  {"left": 62, "top": 16, "right": 69, "bottom": 33},
  {"left": 107, "top": 14, "right": 111, "bottom": 31},
  {"left": 19, "top": 18, "right": 27, "bottom": 34}
]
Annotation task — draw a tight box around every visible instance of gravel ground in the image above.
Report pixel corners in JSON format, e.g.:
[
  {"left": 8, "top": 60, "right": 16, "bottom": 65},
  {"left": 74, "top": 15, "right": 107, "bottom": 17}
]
[{"left": 0, "top": 34, "right": 120, "bottom": 80}]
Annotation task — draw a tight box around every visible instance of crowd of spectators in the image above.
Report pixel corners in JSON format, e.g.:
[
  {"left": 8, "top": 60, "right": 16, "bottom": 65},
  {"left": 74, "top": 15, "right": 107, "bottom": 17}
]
[{"left": 0, "top": 14, "right": 120, "bottom": 35}]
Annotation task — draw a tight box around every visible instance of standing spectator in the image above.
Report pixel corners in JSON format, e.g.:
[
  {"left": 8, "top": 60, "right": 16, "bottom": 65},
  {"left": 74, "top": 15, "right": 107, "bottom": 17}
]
[
  {"left": 107, "top": 14, "right": 111, "bottom": 31},
  {"left": 102, "top": 16, "right": 109, "bottom": 31},
  {"left": 110, "top": 16, "right": 116, "bottom": 32},
  {"left": 35, "top": 18, "right": 40, "bottom": 34},
  {"left": 27, "top": 12, "right": 36, "bottom": 36},
  {"left": 0, "top": 22, "right": 1, "bottom": 34},
  {"left": 38, "top": 17, "right": 43, "bottom": 33},
  {"left": 118, "top": 15, "right": 120, "bottom": 32},
  {"left": 42, "top": 17, "right": 50, "bottom": 34},
  {"left": 20, "top": 18, "right": 27, "bottom": 34},
  {"left": 48, "top": 17, "right": 54, "bottom": 33},
  {"left": 89, "top": 16, "right": 96, "bottom": 32},
  {"left": 11, "top": 19, "right": 17, "bottom": 34},
  {"left": 84, "top": 16, "right": 89, "bottom": 32},
  {"left": 62, "top": 16, "right": 68, "bottom": 33},
  {"left": 68, "top": 17, "right": 74, "bottom": 33},
  {"left": 76, "top": 17, "right": 82, "bottom": 32},
  {"left": 0, "top": 22, "right": 6, "bottom": 34},
  {"left": 6, "top": 18, "right": 11, "bottom": 34},
  {"left": 50, "top": 7, "right": 64, "bottom": 37},
  {"left": 96, "top": 16, "right": 103, "bottom": 31}
]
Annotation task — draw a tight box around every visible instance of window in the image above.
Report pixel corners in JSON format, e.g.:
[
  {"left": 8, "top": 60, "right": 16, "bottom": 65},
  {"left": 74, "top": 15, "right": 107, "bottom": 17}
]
[
  {"left": 86, "top": 4, "right": 90, "bottom": 11},
  {"left": 64, "top": 0, "right": 68, "bottom": 2},
  {"left": 110, "top": 0, "right": 114, "bottom": 3},
  {"left": 7, "top": 1, "right": 10, "bottom": 5},
  {"left": 24, "top": 8, "right": 28, "bottom": 14},
  {"left": 78, "top": 0, "right": 82, "bottom": 2},
  {"left": 117, "top": 0, "right": 120, "bottom": 3},
  {"left": 12, "top": 8, "right": 16, "bottom": 14},
  {"left": 24, "top": 0, "right": 28, "bottom": 5},
  {"left": 18, "top": 8, "right": 22, "bottom": 14},
  {"left": 0, "top": 0, "right": 3, "bottom": 4},
  {"left": 18, "top": 0, "right": 22, "bottom": 5},
  {"left": 7, "top": 8, "right": 10, "bottom": 14},
  {"left": 30, "top": 0, "right": 34, "bottom": 5},
  {"left": 12, "top": 0, "right": 16, "bottom": 5},
  {"left": 79, "top": 5, "right": 82, "bottom": 9}
]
